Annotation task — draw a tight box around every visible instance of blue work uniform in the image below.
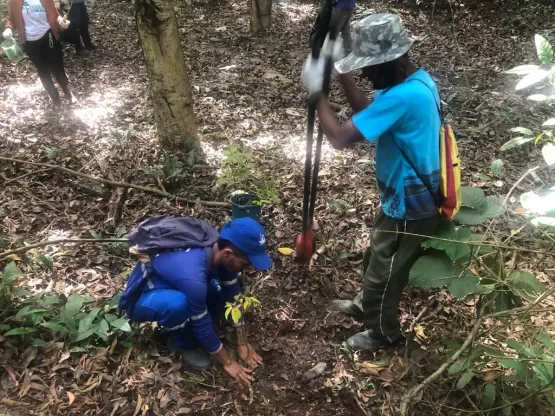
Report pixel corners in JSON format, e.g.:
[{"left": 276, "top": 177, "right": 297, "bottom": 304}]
[{"left": 125, "top": 248, "right": 242, "bottom": 354}]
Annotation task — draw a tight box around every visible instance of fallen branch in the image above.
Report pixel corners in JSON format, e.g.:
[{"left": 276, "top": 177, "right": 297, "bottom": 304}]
[
  {"left": 400, "top": 285, "right": 555, "bottom": 415},
  {"left": 0, "top": 238, "right": 127, "bottom": 262},
  {"left": 400, "top": 306, "right": 485, "bottom": 416},
  {"left": 0, "top": 156, "right": 229, "bottom": 208},
  {"left": 373, "top": 229, "right": 555, "bottom": 257}
]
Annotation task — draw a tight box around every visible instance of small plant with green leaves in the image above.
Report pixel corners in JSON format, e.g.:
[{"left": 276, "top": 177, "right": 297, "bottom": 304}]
[
  {"left": 162, "top": 155, "right": 187, "bottom": 191},
  {"left": 502, "top": 34, "right": 555, "bottom": 163},
  {"left": 110, "top": 124, "right": 134, "bottom": 149},
  {"left": 0, "top": 262, "right": 133, "bottom": 351},
  {"left": 224, "top": 293, "right": 261, "bottom": 324},
  {"left": 218, "top": 145, "right": 278, "bottom": 205}
]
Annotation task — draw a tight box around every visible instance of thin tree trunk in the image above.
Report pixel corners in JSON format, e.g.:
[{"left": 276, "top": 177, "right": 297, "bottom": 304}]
[
  {"left": 135, "top": 0, "right": 199, "bottom": 152},
  {"left": 250, "top": 0, "right": 271, "bottom": 33}
]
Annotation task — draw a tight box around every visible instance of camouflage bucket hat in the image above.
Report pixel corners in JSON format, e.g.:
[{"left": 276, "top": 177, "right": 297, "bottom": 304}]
[{"left": 335, "top": 13, "right": 414, "bottom": 74}]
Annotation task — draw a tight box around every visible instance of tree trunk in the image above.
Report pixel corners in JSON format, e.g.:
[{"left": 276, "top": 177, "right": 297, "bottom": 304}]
[
  {"left": 135, "top": 0, "right": 199, "bottom": 152},
  {"left": 250, "top": 0, "right": 271, "bottom": 33}
]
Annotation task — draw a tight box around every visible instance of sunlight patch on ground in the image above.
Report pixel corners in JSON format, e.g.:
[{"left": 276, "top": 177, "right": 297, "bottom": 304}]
[
  {"left": 72, "top": 88, "right": 124, "bottom": 129},
  {"left": 276, "top": 2, "right": 313, "bottom": 22}
]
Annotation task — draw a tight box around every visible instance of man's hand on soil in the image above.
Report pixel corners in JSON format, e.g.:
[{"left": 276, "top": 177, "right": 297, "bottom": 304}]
[
  {"left": 238, "top": 343, "right": 263, "bottom": 370},
  {"left": 223, "top": 359, "right": 253, "bottom": 384}
]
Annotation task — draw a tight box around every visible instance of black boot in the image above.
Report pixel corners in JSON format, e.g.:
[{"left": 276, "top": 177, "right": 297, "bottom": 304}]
[
  {"left": 84, "top": 43, "right": 96, "bottom": 51},
  {"left": 76, "top": 48, "right": 90, "bottom": 57},
  {"left": 347, "top": 329, "right": 402, "bottom": 352},
  {"left": 329, "top": 299, "right": 364, "bottom": 321}
]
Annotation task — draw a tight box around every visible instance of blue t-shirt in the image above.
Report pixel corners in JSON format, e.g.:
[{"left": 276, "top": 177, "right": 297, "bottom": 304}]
[{"left": 352, "top": 69, "right": 441, "bottom": 220}]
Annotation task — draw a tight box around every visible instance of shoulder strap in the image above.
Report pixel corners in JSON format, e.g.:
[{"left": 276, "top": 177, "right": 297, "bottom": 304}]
[
  {"left": 386, "top": 77, "right": 443, "bottom": 206},
  {"left": 205, "top": 246, "right": 214, "bottom": 269},
  {"left": 408, "top": 78, "right": 444, "bottom": 123}
]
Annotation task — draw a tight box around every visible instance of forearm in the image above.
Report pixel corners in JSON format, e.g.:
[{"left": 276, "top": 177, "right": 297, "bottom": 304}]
[
  {"left": 8, "top": 0, "right": 26, "bottom": 41},
  {"left": 41, "top": 0, "right": 60, "bottom": 38},
  {"left": 211, "top": 345, "right": 233, "bottom": 366},
  {"left": 340, "top": 74, "right": 370, "bottom": 113},
  {"left": 314, "top": 95, "right": 345, "bottom": 149},
  {"left": 235, "top": 325, "right": 248, "bottom": 346},
  {"left": 314, "top": 94, "right": 365, "bottom": 150}
]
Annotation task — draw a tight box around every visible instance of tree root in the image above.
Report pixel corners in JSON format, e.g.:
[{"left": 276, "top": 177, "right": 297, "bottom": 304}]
[{"left": 0, "top": 156, "right": 229, "bottom": 208}]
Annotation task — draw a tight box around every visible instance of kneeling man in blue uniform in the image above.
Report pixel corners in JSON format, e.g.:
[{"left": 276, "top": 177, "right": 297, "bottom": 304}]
[{"left": 119, "top": 217, "right": 272, "bottom": 384}]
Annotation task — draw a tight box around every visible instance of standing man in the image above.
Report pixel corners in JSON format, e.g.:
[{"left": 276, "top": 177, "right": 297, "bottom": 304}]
[
  {"left": 301, "top": 14, "right": 441, "bottom": 351},
  {"left": 329, "top": 0, "right": 355, "bottom": 54},
  {"left": 58, "top": 0, "right": 95, "bottom": 56},
  {"left": 119, "top": 217, "right": 271, "bottom": 383}
]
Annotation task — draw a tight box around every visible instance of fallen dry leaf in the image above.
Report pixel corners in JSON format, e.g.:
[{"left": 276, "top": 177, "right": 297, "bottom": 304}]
[
  {"left": 414, "top": 324, "right": 427, "bottom": 339},
  {"left": 67, "top": 391, "right": 75, "bottom": 406},
  {"left": 278, "top": 247, "right": 295, "bottom": 255},
  {"left": 176, "top": 408, "right": 192, "bottom": 415},
  {"left": 133, "top": 394, "right": 142, "bottom": 416},
  {"left": 2, "top": 398, "right": 30, "bottom": 407},
  {"left": 189, "top": 394, "right": 212, "bottom": 404}
]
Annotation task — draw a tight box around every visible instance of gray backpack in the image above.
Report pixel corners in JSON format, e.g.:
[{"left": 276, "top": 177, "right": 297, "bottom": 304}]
[
  {"left": 128, "top": 216, "right": 219, "bottom": 256},
  {"left": 119, "top": 216, "right": 219, "bottom": 314}
]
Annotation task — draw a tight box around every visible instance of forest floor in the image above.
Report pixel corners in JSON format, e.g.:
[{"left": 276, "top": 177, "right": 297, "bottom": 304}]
[{"left": 0, "top": 0, "right": 554, "bottom": 415}]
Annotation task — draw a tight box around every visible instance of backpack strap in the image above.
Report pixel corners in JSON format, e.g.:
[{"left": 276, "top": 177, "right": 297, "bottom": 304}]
[
  {"left": 205, "top": 246, "right": 214, "bottom": 268},
  {"left": 409, "top": 78, "right": 444, "bottom": 124}
]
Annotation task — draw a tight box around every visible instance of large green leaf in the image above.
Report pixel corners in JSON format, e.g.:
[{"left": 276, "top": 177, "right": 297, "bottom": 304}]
[
  {"left": 508, "top": 127, "right": 533, "bottom": 136},
  {"left": 2, "top": 262, "right": 23, "bottom": 284},
  {"left": 72, "top": 325, "right": 99, "bottom": 342},
  {"left": 542, "top": 143, "right": 555, "bottom": 166},
  {"left": 506, "top": 339, "right": 540, "bottom": 359},
  {"left": 110, "top": 318, "right": 132, "bottom": 333},
  {"left": 515, "top": 70, "right": 549, "bottom": 90},
  {"left": 504, "top": 64, "right": 540, "bottom": 75},
  {"left": 409, "top": 252, "right": 459, "bottom": 288},
  {"left": 536, "top": 331, "right": 554, "bottom": 350},
  {"left": 481, "top": 196, "right": 507, "bottom": 218},
  {"left": 78, "top": 308, "right": 101, "bottom": 334},
  {"left": 461, "top": 186, "right": 487, "bottom": 210},
  {"left": 535, "top": 34, "right": 554, "bottom": 65},
  {"left": 445, "top": 227, "right": 472, "bottom": 262},
  {"left": 453, "top": 207, "right": 487, "bottom": 225},
  {"left": 482, "top": 384, "right": 496, "bottom": 409},
  {"left": 510, "top": 271, "right": 546, "bottom": 302},
  {"left": 500, "top": 136, "right": 534, "bottom": 151},
  {"left": 448, "top": 357, "right": 470, "bottom": 375},
  {"left": 447, "top": 275, "right": 480, "bottom": 298},
  {"left": 96, "top": 319, "right": 110, "bottom": 341},
  {"left": 498, "top": 359, "right": 528, "bottom": 378},
  {"left": 5, "top": 327, "right": 36, "bottom": 336},
  {"left": 40, "top": 322, "right": 69, "bottom": 333},
  {"left": 65, "top": 294, "right": 86, "bottom": 317},
  {"left": 15, "top": 306, "right": 50, "bottom": 320},
  {"left": 456, "top": 370, "right": 474, "bottom": 390},
  {"left": 422, "top": 222, "right": 471, "bottom": 261}
]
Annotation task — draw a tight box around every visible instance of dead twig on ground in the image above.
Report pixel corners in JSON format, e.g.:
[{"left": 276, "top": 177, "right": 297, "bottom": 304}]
[
  {"left": 3, "top": 168, "right": 52, "bottom": 184},
  {"left": 0, "top": 156, "right": 229, "bottom": 208},
  {"left": 0, "top": 238, "right": 127, "bottom": 262}
]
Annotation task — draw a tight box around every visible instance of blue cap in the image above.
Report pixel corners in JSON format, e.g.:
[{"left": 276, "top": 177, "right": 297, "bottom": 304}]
[{"left": 220, "top": 218, "right": 272, "bottom": 270}]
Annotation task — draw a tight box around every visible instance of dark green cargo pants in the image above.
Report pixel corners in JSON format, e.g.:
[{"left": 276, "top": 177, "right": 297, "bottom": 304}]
[{"left": 353, "top": 210, "right": 440, "bottom": 342}]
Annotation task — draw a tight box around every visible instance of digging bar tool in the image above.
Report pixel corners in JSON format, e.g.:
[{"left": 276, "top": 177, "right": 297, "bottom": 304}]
[{"left": 296, "top": 0, "right": 336, "bottom": 262}]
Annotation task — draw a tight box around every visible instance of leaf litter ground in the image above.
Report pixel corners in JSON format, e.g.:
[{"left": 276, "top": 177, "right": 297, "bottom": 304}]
[{"left": 0, "top": 0, "right": 554, "bottom": 414}]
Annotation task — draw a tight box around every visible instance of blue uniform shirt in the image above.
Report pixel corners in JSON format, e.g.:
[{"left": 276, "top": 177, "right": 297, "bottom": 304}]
[
  {"left": 353, "top": 69, "right": 441, "bottom": 220},
  {"left": 147, "top": 248, "right": 242, "bottom": 354}
]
